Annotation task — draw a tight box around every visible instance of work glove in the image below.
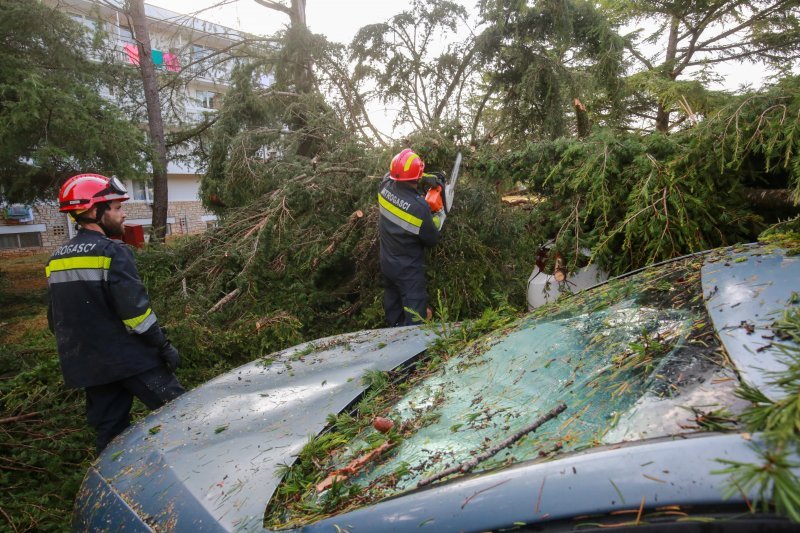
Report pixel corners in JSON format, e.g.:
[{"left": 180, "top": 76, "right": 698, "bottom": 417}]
[
  {"left": 140, "top": 322, "right": 168, "bottom": 347},
  {"left": 434, "top": 171, "right": 447, "bottom": 189},
  {"left": 432, "top": 209, "right": 447, "bottom": 230},
  {"left": 420, "top": 172, "right": 446, "bottom": 191},
  {"left": 160, "top": 341, "right": 181, "bottom": 372}
]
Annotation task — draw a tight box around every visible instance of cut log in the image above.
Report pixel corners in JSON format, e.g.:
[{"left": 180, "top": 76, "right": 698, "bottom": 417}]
[{"left": 207, "top": 288, "right": 240, "bottom": 314}]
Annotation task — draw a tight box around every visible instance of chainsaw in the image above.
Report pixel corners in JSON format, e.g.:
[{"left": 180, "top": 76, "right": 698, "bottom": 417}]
[{"left": 423, "top": 152, "right": 462, "bottom": 229}]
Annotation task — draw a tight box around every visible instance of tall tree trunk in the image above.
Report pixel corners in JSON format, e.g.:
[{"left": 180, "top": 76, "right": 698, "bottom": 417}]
[
  {"left": 573, "top": 98, "right": 590, "bottom": 138},
  {"left": 254, "top": 0, "right": 316, "bottom": 157},
  {"left": 288, "top": 0, "right": 315, "bottom": 157},
  {"left": 291, "top": 0, "right": 311, "bottom": 92},
  {"left": 128, "top": 0, "right": 169, "bottom": 242},
  {"left": 655, "top": 16, "right": 680, "bottom": 133}
]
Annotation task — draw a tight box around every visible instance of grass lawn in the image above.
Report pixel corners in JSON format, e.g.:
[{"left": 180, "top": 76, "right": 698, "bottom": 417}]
[{"left": 0, "top": 253, "right": 94, "bottom": 531}]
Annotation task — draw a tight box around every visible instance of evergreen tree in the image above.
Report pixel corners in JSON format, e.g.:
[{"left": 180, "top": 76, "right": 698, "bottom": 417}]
[
  {"left": 608, "top": 0, "right": 800, "bottom": 132},
  {"left": 0, "top": 0, "right": 145, "bottom": 202},
  {"left": 480, "top": 76, "right": 800, "bottom": 275},
  {"left": 478, "top": 0, "right": 627, "bottom": 143},
  {"left": 349, "top": 0, "right": 481, "bottom": 135}
]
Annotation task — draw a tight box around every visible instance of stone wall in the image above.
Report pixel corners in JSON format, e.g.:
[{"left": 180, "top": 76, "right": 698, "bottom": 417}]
[
  {"left": 123, "top": 200, "right": 215, "bottom": 236},
  {"left": 0, "top": 200, "right": 215, "bottom": 257},
  {"left": 0, "top": 203, "right": 69, "bottom": 256}
]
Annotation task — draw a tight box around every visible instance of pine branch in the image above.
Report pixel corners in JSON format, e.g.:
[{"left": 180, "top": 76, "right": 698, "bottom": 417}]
[
  {"left": 252, "top": 0, "right": 292, "bottom": 16},
  {"left": 0, "top": 412, "right": 42, "bottom": 425},
  {"left": 418, "top": 403, "right": 567, "bottom": 487},
  {"left": 207, "top": 288, "right": 241, "bottom": 314}
]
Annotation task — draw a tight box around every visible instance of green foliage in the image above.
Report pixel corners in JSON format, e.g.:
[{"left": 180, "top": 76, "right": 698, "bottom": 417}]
[
  {"left": 0, "top": 258, "right": 95, "bottom": 532},
  {"left": 424, "top": 289, "right": 518, "bottom": 359},
  {"left": 479, "top": 0, "right": 627, "bottom": 141},
  {"left": 142, "top": 124, "right": 537, "bottom": 372},
  {"left": 691, "top": 407, "right": 739, "bottom": 433},
  {"left": 0, "top": 366, "right": 94, "bottom": 531},
  {"left": 350, "top": 0, "right": 478, "bottom": 131},
  {"left": 201, "top": 57, "right": 364, "bottom": 209},
  {"left": 716, "top": 445, "right": 800, "bottom": 522},
  {"left": 478, "top": 77, "right": 800, "bottom": 275},
  {"left": 736, "top": 308, "right": 800, "bottom": 441},
  {"left": 717, "top": 300, "right": 800, "bottom": 522},
  {"left": 604, "top": 0, "right": 800, "bottom": 132},
  {"left": 0, "top": 0, "right": 146, "bottom": 202},
  {"left": 759, "top": 218, "right": 800, "bottom": 255}
]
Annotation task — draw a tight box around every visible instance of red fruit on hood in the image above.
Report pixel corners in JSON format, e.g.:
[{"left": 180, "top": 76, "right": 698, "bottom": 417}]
[{"left": 372, "top": 417, "right": 394, "bottom": 433}]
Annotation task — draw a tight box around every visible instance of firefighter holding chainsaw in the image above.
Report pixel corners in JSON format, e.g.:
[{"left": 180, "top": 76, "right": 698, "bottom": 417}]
[
  {"left": 378, "top": 149, "right": 448, "bottom": 326},
  {"left": 46, "top": 174, "right": 185, "bottom": 453}
]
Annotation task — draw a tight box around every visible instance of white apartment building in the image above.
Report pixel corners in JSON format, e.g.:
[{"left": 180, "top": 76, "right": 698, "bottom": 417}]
[{"left": 1, "top": 0, "right": 249, "bottom": 253}]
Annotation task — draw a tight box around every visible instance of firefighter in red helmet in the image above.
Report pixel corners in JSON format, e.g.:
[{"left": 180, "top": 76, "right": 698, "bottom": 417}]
[
  {"left": 46, "top": 174, "right": 185, "bottom": 453},
  {"left": 378, "top": 149, "right": 446, "bottom": 326}
]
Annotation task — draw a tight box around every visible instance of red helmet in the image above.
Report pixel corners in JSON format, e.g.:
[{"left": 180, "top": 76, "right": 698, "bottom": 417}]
[
  {"left": 389, "top": 149, "right": 424, "bottom": 181},
  {"left": 58, "top": 174, "right": 129, "bottom": 213}
]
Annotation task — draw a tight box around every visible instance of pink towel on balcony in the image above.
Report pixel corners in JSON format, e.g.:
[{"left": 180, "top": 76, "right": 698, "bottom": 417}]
[
  {"left": 164, "top": 53, "right": 180, "bottom": 72},
  {"left": 124, "top": 43, "right": 139, "bottom": 65}
]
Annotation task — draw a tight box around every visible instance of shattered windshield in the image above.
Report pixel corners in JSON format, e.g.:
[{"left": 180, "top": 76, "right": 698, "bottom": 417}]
[{"left": 265, "top": 254, "right": 739, "bottom": 528}]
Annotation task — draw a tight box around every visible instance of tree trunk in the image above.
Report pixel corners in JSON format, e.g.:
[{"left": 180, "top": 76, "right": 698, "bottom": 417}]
[
  {"left": 655, "top": 16, "right": 680, "bottom": 133},
  {"left": 289, "top": 0, "right": 316, "bottom": 157},
  {"left": 253, "top": 0, "right": 316, "bottom": 157},
  {"left": 128, "top": 0, "right": 169, "bottom": 242},
  {"left": 573, "top": 98, "right": 590, "bottom": 138},
  {"left": 743, "top": 188, "right": 800, "bottom": 210}
]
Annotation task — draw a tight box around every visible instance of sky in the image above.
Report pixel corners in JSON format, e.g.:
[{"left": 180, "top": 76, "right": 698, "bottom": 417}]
[
  {"left": 149, "top": 0, "right": 772, "bottom": 91},
  {"left": 147, "top": 0, "right": 773, "bottom": 135},
  {"left": 147, "top": 0, "right": 414, "bottom": 45}
]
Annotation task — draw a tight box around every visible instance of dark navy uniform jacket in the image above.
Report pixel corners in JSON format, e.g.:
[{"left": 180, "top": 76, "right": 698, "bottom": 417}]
[
  {"left": 46, "top": 228, "right": 163, "bottom": 388},
  {"left": 377, "top": 174, "right": 442, "bottom": 291}
]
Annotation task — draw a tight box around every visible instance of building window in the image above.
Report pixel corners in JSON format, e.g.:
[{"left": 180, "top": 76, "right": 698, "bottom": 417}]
[
  {"left": 191, "top": 44, "right": 213, "bottom": 62},
  {"left": 131, "top": 180, "right": 154, "bottom": 202},
  {"left": 69, "top": 12, "right": 101, "bottom": 34},
  {"left": 195, "top": 89, "right": 220, "bottom": 109},
  {"left": 0, "top": 232, "right": 41, "bottom": 250},
  {"left": 118, "top": 25, "right": 134, "bottom": 45},
  {"left": 190, "top": 44, "right": 217, "bottom": 76}
]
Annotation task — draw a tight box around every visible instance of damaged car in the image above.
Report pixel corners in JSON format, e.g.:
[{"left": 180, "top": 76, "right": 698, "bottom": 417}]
[{"left": 74, "top": 242, "right": 800, "bottom": 531}]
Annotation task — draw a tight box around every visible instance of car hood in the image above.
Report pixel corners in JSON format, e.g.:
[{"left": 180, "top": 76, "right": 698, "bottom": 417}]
[
  {"left": 74, "top": 325, "right": 436, "bottom": 532},
  {"left": 74, "top": 244, "right": 800, "bottom": 532}
]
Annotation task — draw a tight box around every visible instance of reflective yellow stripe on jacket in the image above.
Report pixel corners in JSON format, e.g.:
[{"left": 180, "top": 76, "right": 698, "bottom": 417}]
[
  {"left": 45, "top": 254, "right": 156, "bottom": 333},
  {"left": 45, "top": 256, "right": 112, "bottom": 284},
  {"left": 45, "top": 256, "right": 112, "bottom": 276},
  {"left": 378, "top": 193, "right": 423, "bottom": 235},
  {"left": 122, "top": 308, "right": 157, "bottom": 334}
]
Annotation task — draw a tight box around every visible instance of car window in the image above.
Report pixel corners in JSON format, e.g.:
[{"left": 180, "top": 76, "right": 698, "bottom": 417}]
[{"left": 266, "top": 253, "right": 737, "bottom": 528}]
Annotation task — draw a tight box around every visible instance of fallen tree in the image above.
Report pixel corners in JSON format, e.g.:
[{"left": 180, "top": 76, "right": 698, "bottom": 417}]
[
  {"left": 477, "top": 76, "right": 800, "bottom": 276},
  {"left": 139, "top": 142, "right": 540, "bottom": 378}
]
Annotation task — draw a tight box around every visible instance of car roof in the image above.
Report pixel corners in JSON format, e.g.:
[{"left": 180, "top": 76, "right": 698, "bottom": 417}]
[{"left": 701, "top": 245, "right": 800, "bottom": 400}]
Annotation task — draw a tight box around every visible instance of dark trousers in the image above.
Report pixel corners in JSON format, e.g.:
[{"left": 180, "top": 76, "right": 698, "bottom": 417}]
[
  {"left": 382, "top": 272, "right": 428, "bottom": 327},
  {"left": 85, "top": 365, "right": 185, "bottom": 453}
]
